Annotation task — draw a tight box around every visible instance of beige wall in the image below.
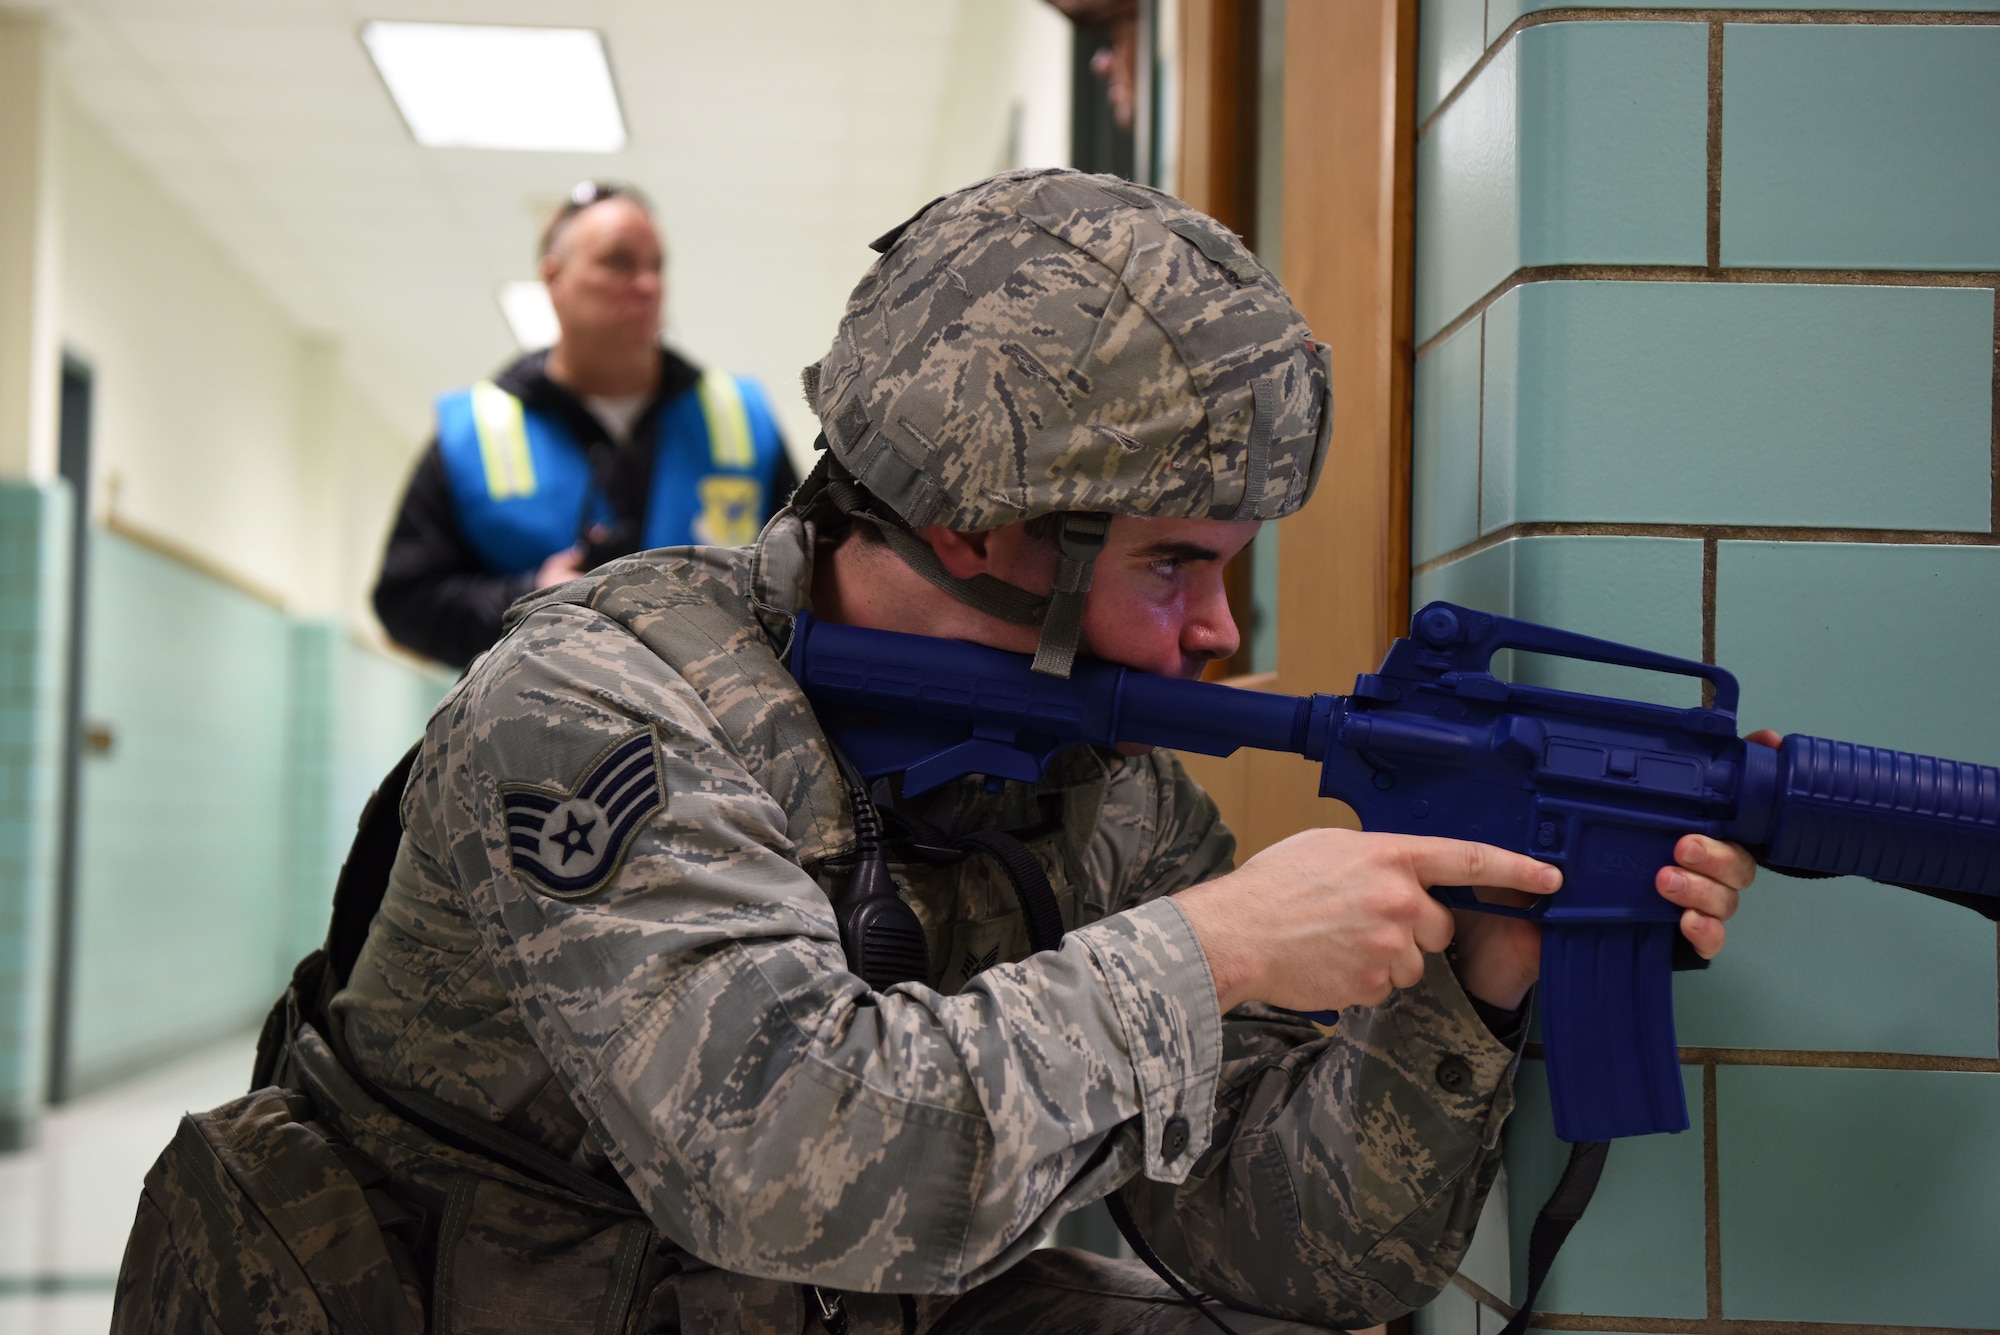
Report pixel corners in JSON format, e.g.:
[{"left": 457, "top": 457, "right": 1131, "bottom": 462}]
[
  {"left": 672, "top": 0, "right": 1074, "bottom": 476},
  {"left": 56, "top": 92, "right": 417, "bottom": 635},
  {"left": 0, "top": 12, "right": 61, "bottom": 484},
  {"left": 925, "top": 0, "right": 1073, "bottom": 201}
]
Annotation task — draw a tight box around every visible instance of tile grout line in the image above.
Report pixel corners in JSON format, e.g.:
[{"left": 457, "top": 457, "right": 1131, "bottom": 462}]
[
  {"left": 1417, "top": 7, "right": 2000, "bottom": 143},
  {"left": 1703, "top": 1059, "right": 1723, "bottom": 1326},
  {"left": 1415, "top": 265, "right": 2000, "bottom": 363},
  {"left": 1699, "top": 538, "right": 1718, "bottom": 707},
  {"left": 1413, "top": 521, "right": 2000, "bottom": 580},
  {"left": 1988, "top": 287, "right": 1998, "bottom": 534},
  {"left": 1682, "top": 1046, "right": 2000, "bottom": 1073},
  {"left": 1530, "top": 1318, "right": 1998, "bottom": 1334},
  {"left": 1448, "top": 1271, "right": 1516, "bottom": 1319},
  {"left": 1476, "top": 315, "right": 1487, "bottom": 538},
  {"left": 1524, "top": 1042, "right": 2000, "bottom": 1072},
  {"left": 1706, "top": 21, "right": 1724, "bottom": 272}
]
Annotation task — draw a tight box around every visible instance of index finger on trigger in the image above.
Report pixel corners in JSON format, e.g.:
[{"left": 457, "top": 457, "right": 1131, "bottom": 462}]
[{"left": 1404, "top": 836, "right": 1562, "bottom": 897}]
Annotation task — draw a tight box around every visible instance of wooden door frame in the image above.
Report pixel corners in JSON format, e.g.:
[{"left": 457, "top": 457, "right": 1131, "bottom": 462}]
[{"left": 1176, "top": 0, "right": 1418, "bottom": 856}]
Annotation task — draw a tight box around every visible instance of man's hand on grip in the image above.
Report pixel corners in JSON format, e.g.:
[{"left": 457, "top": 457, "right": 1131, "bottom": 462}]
[{"left": 1175, "top": 828, "right": 1560, "bottom": 1015}]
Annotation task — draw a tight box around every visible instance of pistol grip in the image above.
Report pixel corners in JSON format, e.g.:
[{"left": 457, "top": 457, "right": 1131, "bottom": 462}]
[{"left": 1540, "top": 922, "right": 1688, "bottom": 1142}]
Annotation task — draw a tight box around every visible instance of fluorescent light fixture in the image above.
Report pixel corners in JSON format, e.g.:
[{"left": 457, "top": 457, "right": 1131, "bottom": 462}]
[
  {"left": 363, "top": 22, "right": 626, "bottom": 152},
  {"left": 497, "top": 281, "right": 560, "bottom": 349}
]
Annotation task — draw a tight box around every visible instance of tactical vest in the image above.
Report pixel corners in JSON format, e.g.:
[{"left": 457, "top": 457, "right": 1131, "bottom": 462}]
[
  {"left": 435, "top": 371, "right": 785, "bottom": 575},
  {"left": 110, "top": 537, "right": 1102, "bottom": 1335}
]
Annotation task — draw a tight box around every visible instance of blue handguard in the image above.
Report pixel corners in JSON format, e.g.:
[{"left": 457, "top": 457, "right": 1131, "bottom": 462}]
[{"left": 788, "top": 603, "right": 2000, "bottom": 1143}]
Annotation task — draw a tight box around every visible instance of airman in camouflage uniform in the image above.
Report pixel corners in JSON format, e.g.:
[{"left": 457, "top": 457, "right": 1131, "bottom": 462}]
[{"left": 114, "top": 170, "right": 1756, "bottom": 1334}]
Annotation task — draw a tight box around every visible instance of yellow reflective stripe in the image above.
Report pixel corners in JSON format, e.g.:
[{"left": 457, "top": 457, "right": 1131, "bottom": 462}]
[
  {"left": 696, "top": 371, "right": 755, "bottom": 469},
  {"left": 470, "top": 380, "right": 536, "bottom": 499}
]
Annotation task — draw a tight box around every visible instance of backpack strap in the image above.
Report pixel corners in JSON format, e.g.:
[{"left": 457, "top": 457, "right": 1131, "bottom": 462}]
[
  {"left": 255, "top": 742, "right": 419, "bottom": 1091},
  {"left": 327, "top": 742, "right": 423, "bottom": 1001}
]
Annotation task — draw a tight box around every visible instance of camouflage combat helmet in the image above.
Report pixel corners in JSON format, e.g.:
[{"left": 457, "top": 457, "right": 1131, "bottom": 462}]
[{"left": 801, "top": 167, "right": 1334, "bottom": 676}]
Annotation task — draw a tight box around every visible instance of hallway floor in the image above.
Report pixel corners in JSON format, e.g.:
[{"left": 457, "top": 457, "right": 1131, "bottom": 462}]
[{"left": 0, "top": 1032, "right": 258, "bottom": 1335}]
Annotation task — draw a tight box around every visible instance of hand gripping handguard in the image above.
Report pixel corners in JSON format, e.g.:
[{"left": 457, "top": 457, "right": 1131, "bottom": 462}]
[{"left": 788, "top": 601, "right": 2000, "bottom": 1144}]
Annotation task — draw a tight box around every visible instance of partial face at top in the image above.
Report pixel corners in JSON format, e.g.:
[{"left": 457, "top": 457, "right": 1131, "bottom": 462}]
[{"left": 540, "top": 198, "right": 664, "bottom": 351}]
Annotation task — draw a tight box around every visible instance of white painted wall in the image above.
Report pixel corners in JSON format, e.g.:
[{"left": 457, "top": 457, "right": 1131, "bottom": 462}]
[
  {"left": 59, "top": 94, "right": 306, "bottom": 595},
  {"left": 631, "top": 0, "right": 1075, "bottom": 476},
  {"left": 0, "top": 12, "right": 62, "bottom": 484},
  {"left": 925, "top": 0, "right": 1075, "bottom": 201},
  {"left": 56, "top": 93, "right": 419, "bottom": 634}
]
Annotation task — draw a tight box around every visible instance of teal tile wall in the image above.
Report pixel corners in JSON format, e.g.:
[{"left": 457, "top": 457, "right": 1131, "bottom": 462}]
[
  {"left": 1418, "top": 37, "right": 1518, "bottom": 343},
  {"left": 0, "top": 481, "right": 71, "bottom": 1149},
  {"left": 1676, "top": 867, "right": 1996, "bottom": 1057},
  {"left": 1413, "top": 535, "right": 1704, "bottom": 706},
  {"left": 65, "top": 535, "right": 450, "bottom": 1094},
  {"left": 282, "top": 623, "right": 338, "bottom": 972},
  {"left": 1481, "top": 282, "right": 1993, "bottom": 533},
  {"left": 1715, "top": 541, "right": 2000, "bottom": 787},
  {"left": 1418, "top": 0, "right": 1487, "bottom": 121},
  {"left": 68, "top": 532, "right": 293, "bottom": 1091},
  {"left": 1412, "top": 317, "right": 1482, "bottom": 565},
  {"left": 1414, "top": 5, "right": 2000, "bottom": 1329},
  {"left": 1723, "top": 25, "right": 2000, "bottom": 271},
  {"left": 1674, "top": 542, "right": 2000, "bottom": 1056},
  {"left": 283, "top": 626, "right": 448, "bottom": 973},
  {"left": 1416, "top": 22, "right": 1708, "bottom": 341},
  {"left": 1506, "top": 1060, "right": 1708, "bottom": 1318},
  {"left": 1718, "top": 1066, "right": 2000, "bottom": 1325}
]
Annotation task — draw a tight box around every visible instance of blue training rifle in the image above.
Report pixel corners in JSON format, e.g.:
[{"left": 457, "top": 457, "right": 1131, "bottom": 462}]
[{"left": 789, "top": 600, "right": 2000, "bottom": 1145}]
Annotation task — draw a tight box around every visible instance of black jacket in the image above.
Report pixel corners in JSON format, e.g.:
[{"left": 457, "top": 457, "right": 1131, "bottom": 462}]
[{"left": 372, "top": 348, "right": 797, "bottom": 668}]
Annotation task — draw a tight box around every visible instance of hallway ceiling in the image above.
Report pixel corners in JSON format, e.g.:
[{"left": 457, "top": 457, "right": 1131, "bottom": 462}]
[{"left": 40, "top": 0, "right": 1000, "bottom": 448}]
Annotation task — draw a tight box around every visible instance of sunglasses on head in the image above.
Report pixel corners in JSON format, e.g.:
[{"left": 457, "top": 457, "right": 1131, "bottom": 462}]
[{"left": 541, "top": 181, "right": 653, "bottom": 256}]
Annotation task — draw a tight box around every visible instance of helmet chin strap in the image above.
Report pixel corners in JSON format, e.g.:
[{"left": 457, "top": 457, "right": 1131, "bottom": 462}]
[
  {"left": 802, "top": 455, "right": 1108, "bottom": 678},
  {"left": 1028, "top": 514, "right": 1109, "bottom": 678}
]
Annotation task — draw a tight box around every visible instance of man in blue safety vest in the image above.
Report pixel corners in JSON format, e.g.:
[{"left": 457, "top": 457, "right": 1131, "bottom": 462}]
[{"left": 373, "top": 181, "right": 796, "bottom": 668}]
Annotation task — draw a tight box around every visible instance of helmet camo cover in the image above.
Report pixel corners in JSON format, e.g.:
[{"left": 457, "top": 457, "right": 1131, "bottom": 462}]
[{"left": 806, "top": 168, "right": 1333, "bottom": 535}]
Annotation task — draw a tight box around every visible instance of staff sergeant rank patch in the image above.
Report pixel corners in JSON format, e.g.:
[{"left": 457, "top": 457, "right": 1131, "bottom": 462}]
[{"left": 502, "top": 728, "right": 662, "bottom": 897}]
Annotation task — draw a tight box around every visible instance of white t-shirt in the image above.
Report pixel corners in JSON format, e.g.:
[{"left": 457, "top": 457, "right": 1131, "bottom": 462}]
[{"left": 582, "top": 392, "right": 649, "bottom": 445}]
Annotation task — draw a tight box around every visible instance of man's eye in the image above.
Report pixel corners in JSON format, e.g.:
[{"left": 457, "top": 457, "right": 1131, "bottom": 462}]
[{"left": 1149, "top": 558, "right": 1183, "bottom": 578}]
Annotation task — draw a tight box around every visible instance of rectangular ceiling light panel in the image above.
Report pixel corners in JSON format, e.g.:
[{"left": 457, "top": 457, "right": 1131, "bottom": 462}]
[{"left": 363, "top": 22, "right": 626, "bottom": 152}]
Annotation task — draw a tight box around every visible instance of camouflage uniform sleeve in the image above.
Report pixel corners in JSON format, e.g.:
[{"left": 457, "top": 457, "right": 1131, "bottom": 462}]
[
  {"left": 1083, "top": 748, "right": 1238, "bottom": 914},
  {"left": 1107, "top": 751, "right": 1522, "bottom": 1326},
  {"left": 439, "top": 605, "right": 1225, "bottom": 1296}
]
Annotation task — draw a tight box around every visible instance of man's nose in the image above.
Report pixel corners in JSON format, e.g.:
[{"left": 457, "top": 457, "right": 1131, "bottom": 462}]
[{"left": 1183, "top": 572, "right": 1241, "bottom": 664}]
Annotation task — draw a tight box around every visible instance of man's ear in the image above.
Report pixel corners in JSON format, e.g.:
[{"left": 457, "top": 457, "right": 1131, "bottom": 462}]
[
  {"left": 538, "top": 251, "right": 562, "bottom": 287},
  {"left": 918, "top": 525, "right": 994, "bottom": 580}
]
